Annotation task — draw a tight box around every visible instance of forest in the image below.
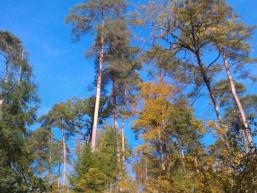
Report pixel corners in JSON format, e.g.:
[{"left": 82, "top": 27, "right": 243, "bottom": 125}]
[{"left": 0, "top": 0, "right": 257, "bottom": 192}]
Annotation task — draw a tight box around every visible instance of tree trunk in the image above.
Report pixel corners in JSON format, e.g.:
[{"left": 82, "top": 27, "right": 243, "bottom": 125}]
[
  {"left": 222, "top": 54, "right": 254, "bottom": 152},
  {"left": 121, "top": 117, "right": 125, "bottom": 163},
  {"left": 195, "top": 54, "right": 223, "bottom": 122},
  {"left": 57, "top": 162, "right": 61, "bottom": 192},
  {"left": 112, "top": 80, "right": 123, "bottom": 193},
  {"left": 48, "top": 132, "right": 53, "bottom": 184},
  {"left": 91, "top": 19, "right": 105, "bottom": 152},
  {"left": 145, "top": 157, "right": 148, "bottom": 182},
  {"left": 62, "top": 129, "right": 67, "bottom": 188},
  {"left": 18, "top": 50, "right": 24, "bottom": 84},
  {"left": 240, "top": 129, "right": 249, "bottom": 153},
  {"left": 196, "top": 54, "right": 222, "bottom": 123},
  {"left": 195, "top": 54, "right": 231, "bottom": 149},
  {"left": 113, "top": 80, "right": 121, "bottom": 165},
  {"left": 5, "top": 60, "right": 9, "bottom": 83},
  {"left": 158, "top": 129, "right": 165, "bottom": 171}
]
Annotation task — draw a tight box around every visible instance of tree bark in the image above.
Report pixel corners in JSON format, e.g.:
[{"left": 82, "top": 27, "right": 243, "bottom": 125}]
[
  {"left": 57, "top": 162, "right": 61, "bottom": 192},
  {"left": 91, "top": 19, "right": 105, "bottom": 152},
  {"left": 222, "top": 54, "right": 254, "bottom": 152},
  {"left": 145, "top": 157, "right": 148, "bottom": 182},
  {"left": 195, "top": 54, "right": 231, "bottom": 148},
  {"left": 5, "top": 60, "right": 9, "bottom": 83},
  {"left": 18, "top": 50, "right": 24, "bottom": 84},
  {"left": 48, "top": 132, "right": 53, "bottom": 184},
  {"left": 61, "top": 129, "right": 67, "bottom": 188},
  {"left": 195, "top": 54, "right": 223, "bottom": 121},
  {"left": 112, "top": 80, "right": 121, "bottom": 165},
  {"left": 112, "top": 80, "right": 123, "bottom": 193},
  {"left": 121, "top": 117, "right": 125, "bottom": 163}
]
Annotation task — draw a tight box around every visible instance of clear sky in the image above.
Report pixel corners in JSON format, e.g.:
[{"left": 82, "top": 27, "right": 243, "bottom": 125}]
[{"left": 0, "top": 0, "right": 256, "bottom": 149}]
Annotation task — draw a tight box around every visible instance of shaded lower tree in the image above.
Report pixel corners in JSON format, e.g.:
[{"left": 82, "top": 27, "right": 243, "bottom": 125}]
[
  {"left": 0, "top": 34, "right": 45, "bottom": 192},
  {"left": 71, "top": 127, "right": 119, "bottom": 193}
]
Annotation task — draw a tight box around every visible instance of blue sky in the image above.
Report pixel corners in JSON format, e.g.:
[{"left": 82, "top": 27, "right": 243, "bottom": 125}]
[{"left": 0, "top": 0, "right": 256, "bottom": 149}]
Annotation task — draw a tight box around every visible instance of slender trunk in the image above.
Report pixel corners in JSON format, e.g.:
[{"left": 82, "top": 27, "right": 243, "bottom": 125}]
[
  {"left": 158, "top": 129, "right": 165, "bottom": 171},
  {"left": 18, "top": 50, "right": 24, "bottom": 84},
  {"left": 196, "top": 54, "right": 222, "bottom": 123},
  {"left": 48, "top": 133, "right": 53, "bottom": 184},
  {"left": 57, "top": 162, "right": 61, "bottom": 192},
  {"left": 195, "top": 54, "right": 223, "bottom": 122},
  {"left": 195, "top": 54, "right": 231, "bottom": 149},
  {"left": 5, "top": 60, "right": 9, "bottom": 83},
  {"left": 62, "top": 129, "right": 67, "bottom": 188},
  {"left": 145, "top": 157, "right": 148, "bottom": 182},
  {"left": 113, "top": 80, "right": 121, "bottom": 165},
  {"left": 121, "top": 117, "right": 125, "bottom": 163},
  {"left": 222, "top": 54, "right": 254, "bottom": 152},
  {"left": 91, "top": 19, "right": 105, "bottom": 152},
  {"left": 88, "top": 119, "right": 93, "bottom": 145},
  {"left": 113, "top": 80, "right": 123, "bottom": 193},
  {"left": 240, "top": 129, "right": 249, "bottom": 153}
]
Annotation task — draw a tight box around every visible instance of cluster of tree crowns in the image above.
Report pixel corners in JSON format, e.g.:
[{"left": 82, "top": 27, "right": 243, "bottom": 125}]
[{"left": 0, "top": 0, "right": 257, "bottom": 192}]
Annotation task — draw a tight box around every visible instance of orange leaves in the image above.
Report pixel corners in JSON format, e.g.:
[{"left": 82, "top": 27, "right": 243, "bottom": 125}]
[{"left": 134, "top": 81, "right": 175, "bottom": 142}]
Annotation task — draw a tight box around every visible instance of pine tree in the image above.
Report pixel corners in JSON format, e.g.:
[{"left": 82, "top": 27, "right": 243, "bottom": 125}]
[
  {"left": 71, "top": 127, "right": 118, "bottom": 193},
  {"left": 66, "top": 0, "right": 127, "bottom": 152},
  {"left": 0, "top": 32, "right": 45, "bottom": 192}
]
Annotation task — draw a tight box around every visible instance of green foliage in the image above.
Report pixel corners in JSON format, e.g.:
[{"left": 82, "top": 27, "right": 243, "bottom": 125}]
[
  {"left": 71, "top": 127, "right": 118, "bottom": 193},
  {"left": 66, "top": 0, "right": 127, "bottom": 41},
  {"left": 0, "top": 32, "right": 45, "bottom": 192}
]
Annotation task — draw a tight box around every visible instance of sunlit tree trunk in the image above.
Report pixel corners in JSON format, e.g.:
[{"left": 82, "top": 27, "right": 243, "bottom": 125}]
[
  {"left": 5, "top": 60, "right": 9, "bottom": 83},
  {"left": 48, "top": 132, "right": 52, "bottom": 185},
  {"left": 222, "top": 54, "right": 254, "bottom": 152},
  {"left": 195, "top": 54, "right": 231, "bottom": 149},
  {"left": 145, "top": 157, "right": 148, "bottom": 182},
  {"left": 112, "top": 80, "right": 123, "bottom": 193},
  {"left": 196, "top": 54, "right": 222, "bottom": 123},
  {"left": 57, "top": 162, "right": 61, "bottom": 192},
  {"left": 121, "top": 117, "right": 125, "bottom": 163},
  {"left": 112, "top": 80, "right": 121, "bottom": 165},
  {"left": 91, "top": 19, "right": 105, "bottom": 152},
  {"left": 61, "top": 129, "right": 67, "bottom": 188},
  {"left": 158, "top": 129, "right": 165, "bottom": 171},
  {"left": 18, "top": 50, "right": 24, "bottom": 84}
]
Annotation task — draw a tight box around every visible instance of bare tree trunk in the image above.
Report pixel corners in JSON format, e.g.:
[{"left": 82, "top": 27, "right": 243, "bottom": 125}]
[
  {"left": 112, "top": 80, "right": 123, "bottom": 193},
  {"left": 18, "top": 50, "right": 24, "bottom": 84},
  {"left": 240, "top": 129, "right": 249, "bottom": 153},
  {"left": 121, "top": 117, "right": 125, "bottom": 163},
  {"left": 62, "top": 129, "right": 67, "bottom": 188},
  {"left": 196, "top": 54, "right": 222, "bottom": 123},
  {"left": 158, "top": 129, "right": 165, "bottom": 171},
  {"left": 57, "top": 162, "right": 61, "bottom": 192},
  {"left": 222, "top": 54, "right": 254, "bottom": 152},
  {"left": 5, "top": 60, "right": 9, "bottom": 83},
  {"left": 48, "top": 132, "right": 53, "bottom": 185},
  {"left": 113, "top": 80, "right": 121, "bottom": 165},
  {"left": 145, "top": 157, "right": 148, "bottom": 182},
  {"left": 195, "top": 54, "right": 231, "bottom": 149},
  {"left": 91, "top": 19, "right": 105, "bottom": 152}
]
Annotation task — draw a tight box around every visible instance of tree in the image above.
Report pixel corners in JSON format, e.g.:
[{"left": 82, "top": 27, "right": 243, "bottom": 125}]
[
  {"left": 0, "top": 31, "right": 23, "bottom": 83},
  {"left": 27, "top": 126, "right": 63, "bottom": 190},
  {"left": 40, "top": 99, "right": 89, "bottom": 190},
  {"left": 142, "top": 0, "right": 256, "bottom": 151},
  {"left": 133, "top": 80, "right": 206, "bottom": 192},
  {"left": 71, "top": 127, "right": 118, "bottom": 193},
  {"left": 66, "top": 0, "right": 127, "bottom": 152},
  {"left": 104, "top": 16, "right": 141, "bottom": 168},
  {"left": 210, "top": 14, "right": 256, "bottom": 152},
  {"left": 0, "top": 32, "right": 45, "bottom": 192}
]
